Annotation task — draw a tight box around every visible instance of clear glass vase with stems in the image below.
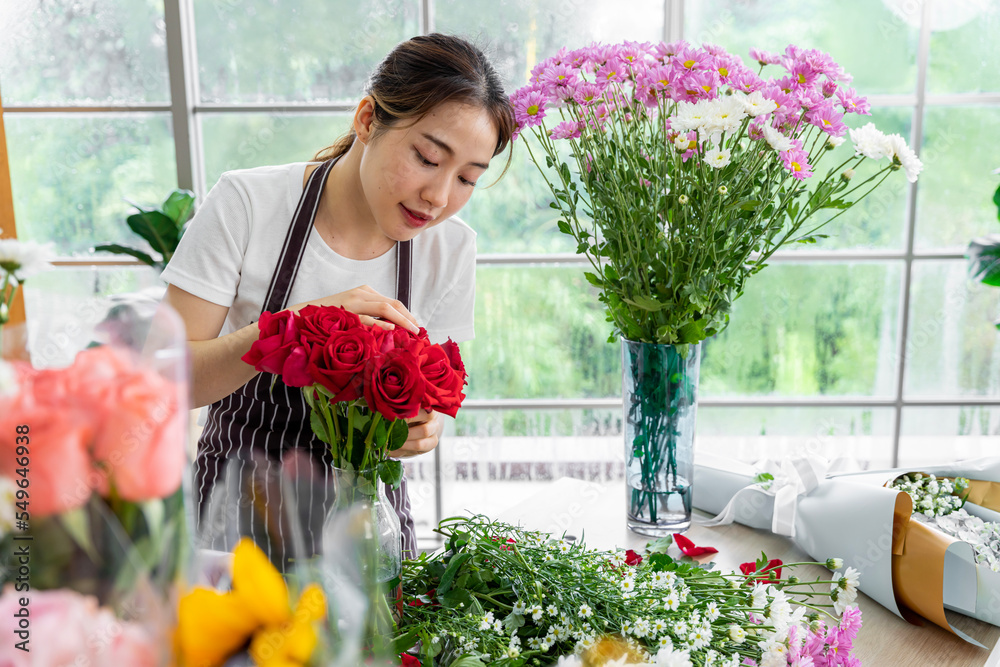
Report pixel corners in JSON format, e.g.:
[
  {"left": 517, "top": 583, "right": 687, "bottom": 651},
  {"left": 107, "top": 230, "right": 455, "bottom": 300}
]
[
  {"left": 322, "top": 465, "right": 402, "bottom": 585},
  {"left": 622, "top": 338, "right": 701, "bottom": 536}
]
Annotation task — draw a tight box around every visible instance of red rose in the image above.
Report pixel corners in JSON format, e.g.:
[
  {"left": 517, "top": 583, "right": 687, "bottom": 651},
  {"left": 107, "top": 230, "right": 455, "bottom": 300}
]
[
  {"left": 624, "top": 549, "right": 643, "bottom": 566},
  {"left": 364, "top": 348, "right": 425, "bottom": 420},
  {"left": 308, "top": 328, "right": 377, "bottom": 402},
  {"left": 417, "top": 345, "right": 465, "bottom": 418},
  {"left": 241, "top": 310, "right": 305, "bottom": 379},
  {"left": 400, "top": 653, "right": 421, "bottom": 667},
  {"left": 297, "top": 305, "right": 361, "bottom": 349},
  {"left": 373, "top": 325, "right": 426, "bottom": 355},
  {"left": 739, "top": 558, "right": 783, "bottom": 582},
  {"left": 441, "top": 339, "right": 466, "bottom": 378}
]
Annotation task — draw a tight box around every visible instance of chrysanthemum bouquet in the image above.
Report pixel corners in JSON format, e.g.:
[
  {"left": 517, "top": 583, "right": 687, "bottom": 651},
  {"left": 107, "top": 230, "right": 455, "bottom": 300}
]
[
  {"left": 511, "top": 41, "right": 922, "bottom": 347},
  {"left": 396, "top": 516, "right": 862, "bottom": 667}
]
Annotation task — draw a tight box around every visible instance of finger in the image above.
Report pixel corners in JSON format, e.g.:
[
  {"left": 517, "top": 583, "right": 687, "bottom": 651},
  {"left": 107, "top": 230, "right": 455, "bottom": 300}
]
[
  {"left": 360, "top": 314, "right": 395, "bottom": 330},
  {"left": 368, "top": 300, "right": 419, "bottom": 333},
  {"left": 406, "top": 409, "right": 433, "bottom": 425}
]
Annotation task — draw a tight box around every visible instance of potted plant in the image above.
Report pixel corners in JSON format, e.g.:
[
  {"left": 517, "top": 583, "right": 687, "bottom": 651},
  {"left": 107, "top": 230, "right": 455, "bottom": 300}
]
[{"left": 95, "top": 189, "right": 195, "bottom": 272}]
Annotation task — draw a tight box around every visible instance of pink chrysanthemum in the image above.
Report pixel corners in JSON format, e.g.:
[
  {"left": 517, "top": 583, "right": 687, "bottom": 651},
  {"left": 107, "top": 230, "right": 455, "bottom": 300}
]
[
  {"left": 761, "top": 83, "right": 800, "bottom": 122},
  {"left": 673, "top": 45, "right": 710, "bottom": 72},
  {"left": 781, "top": 140, "right": 814, "bottom": 180},
  {"left": 654, "top": 40, "right": 686, "bottom": 62},
  {"left": 676, "top": 70, "right": 718, "bottom": 101},
  {"left": 749, "top": 47, "right": 782, "bottom": 66},
  {"left": 640, "top": 63, "right": 674, "bottom": 91},
  {"left": 821, "top": 79, "right": 839, "bottom": 98},
  {"left": 549, "top": 120, "right": 582, "bottom": 141},
  {"left": 786, "top": 61, "right": 822, "bottom": 88},
  {"left": 805, "top": 100, "right": 847, "bottom": 137},
  {"left": 836, "top": 87, "right": 871, "bottom": 115},
  {"left": 573, "top": 82, "right": 604, "bottom": 106},
  {"left": 595, "top": 58, "right": 627, "bottom": 85},
  {"left": 512, "top": 88, "right": 548, "bottom": 128},
  {"left": 540, "top": 63, "right": 579, "bottom": 99},
  {"left": 729, "top": 68, "right": 765, "bottom": 93}
]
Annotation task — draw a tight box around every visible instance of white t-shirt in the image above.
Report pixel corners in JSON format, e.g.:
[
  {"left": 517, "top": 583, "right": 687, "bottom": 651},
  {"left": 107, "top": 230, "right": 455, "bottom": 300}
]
[{"left": 162, "top": 162, "right": 476, "bottom": 345}]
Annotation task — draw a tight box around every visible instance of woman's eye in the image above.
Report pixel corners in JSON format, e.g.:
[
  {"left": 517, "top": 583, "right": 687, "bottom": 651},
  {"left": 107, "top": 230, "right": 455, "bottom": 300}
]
[
  {"left": 460, "top": 177, "right": 477, "bottom": 187},
  {"left": 415, "top": 149, "right": 436, "bottom": 166}
]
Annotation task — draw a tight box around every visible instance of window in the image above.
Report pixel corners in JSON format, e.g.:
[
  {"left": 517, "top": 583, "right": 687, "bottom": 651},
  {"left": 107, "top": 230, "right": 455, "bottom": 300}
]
[{"left": 3, "top": 0, "right": 999, "bottom": 543}]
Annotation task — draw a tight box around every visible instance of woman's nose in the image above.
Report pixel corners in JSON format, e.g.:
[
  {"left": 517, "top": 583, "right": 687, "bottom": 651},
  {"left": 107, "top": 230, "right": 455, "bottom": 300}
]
[{"left": 421, "top": 177, "right": 449, "bottom": 210}]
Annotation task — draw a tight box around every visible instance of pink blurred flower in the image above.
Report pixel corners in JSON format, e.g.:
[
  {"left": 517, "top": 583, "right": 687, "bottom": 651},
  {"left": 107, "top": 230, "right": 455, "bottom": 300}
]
[
  {"left": 0, "top": 586, "right": 159, "bottom": 667},
  {"left": 595, "top": 58, "right": 627, "bottom": 85},
  {"left": 781, "top": 140, "right": 814, "bottom": 180},
  {"left": 749, "top": 47, "right": 782, "bottom": 66},
  {"left": 550, "top": 121, "right": 582, "bottom": 140},
  {"left": 836, "top": 87, "right": 871, "bottom": 115},
  {"left": 674, "top": 45, "right": 710, "bottom": 72},
  {"left": 677, "top": 70, "right": 718, "bottom": 101},
  {"left": 805, "top": 100, "right": 848, "bottom": 137},
  {"left": 573, "top": 82, "right": 605, "bottom": 106},
  {"left": 540, "top": 63, "right": 578, "bottom": 98}
]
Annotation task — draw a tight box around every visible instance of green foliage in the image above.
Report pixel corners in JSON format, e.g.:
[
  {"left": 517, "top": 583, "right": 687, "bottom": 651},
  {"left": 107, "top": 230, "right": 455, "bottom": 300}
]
[{"left": 94, "top": 189, "right": 195, "bottom": 272}]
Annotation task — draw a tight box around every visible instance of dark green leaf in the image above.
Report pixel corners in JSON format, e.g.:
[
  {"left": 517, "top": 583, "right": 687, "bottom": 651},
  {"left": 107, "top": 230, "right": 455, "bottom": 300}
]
[
  {"left": 393, "top": 629, "right": 421, "bottom": 654},
  {"left": 437, "top": 553, "right": 471, "bottom": 596},
  {"left": 624, "top": 295, "right": 665, "bottom": 312},
  {"left": 310, "top": 411, "right": 330, "bottom": 444},
  {"left": 993, "top": 182, "right": 999, "bottom": 221},
  {"left": 161, "top": 189, "right": 196, "bottom": 226},
  {"left": 967, "top": 235, "right": 1000, "bottom": 286},
  {"left": 646, "top": 536, "right": 673, "bottom": 554},
  {"left": 389, "top": 418, "right": 409, "bottom": 450},
  {"left": 438, "top": 588, "right": 473, "bottom": 610},
  {"left": 126, "top": 210, "right": 180, "bottom": 257},
  {"left": 92, "top": 244, "right": 157, "bottom": 267},
  {"left": 379, "top": 459, "right": 404, "bottom": 489},
  {"left": 584, "top": 271, "right": 603, "bottom": 288},
  {"left": 557, "top": 220, "right": 572, "bottom": 236}
]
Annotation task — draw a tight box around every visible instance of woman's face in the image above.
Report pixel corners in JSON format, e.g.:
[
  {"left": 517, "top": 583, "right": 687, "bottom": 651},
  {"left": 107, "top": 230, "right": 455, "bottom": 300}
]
[{"left": 356, "top": 99, "right": 498, "bottom": 242}]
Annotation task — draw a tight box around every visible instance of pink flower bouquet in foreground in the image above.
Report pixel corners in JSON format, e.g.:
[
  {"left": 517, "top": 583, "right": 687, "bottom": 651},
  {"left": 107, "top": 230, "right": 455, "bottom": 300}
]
[
  {"left": 0, "top": 343, "right": 188, "bottom": 604},
  {"left": 511, "top": 41, "right": 921, "bottom": 348}
]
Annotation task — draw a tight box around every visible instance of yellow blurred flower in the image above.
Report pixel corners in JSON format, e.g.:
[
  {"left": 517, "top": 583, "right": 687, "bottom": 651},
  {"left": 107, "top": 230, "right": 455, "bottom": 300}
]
[{"left": 177, "top": 538, "right": 327, "bottom": 667}]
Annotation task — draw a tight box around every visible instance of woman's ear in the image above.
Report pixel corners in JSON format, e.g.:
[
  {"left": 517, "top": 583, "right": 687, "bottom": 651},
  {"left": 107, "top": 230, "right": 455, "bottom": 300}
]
[{"left": 353, "top": 96, "right": 377, "bottom": 144}]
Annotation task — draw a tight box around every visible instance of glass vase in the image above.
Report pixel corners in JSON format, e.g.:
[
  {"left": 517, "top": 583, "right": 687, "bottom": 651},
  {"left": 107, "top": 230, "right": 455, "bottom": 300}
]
[
  {"left": 322, "top": 466, "right": 402, "bottom": 584},
  {"left": 622, "top": 338, "right": 701, "bottom": 536}
]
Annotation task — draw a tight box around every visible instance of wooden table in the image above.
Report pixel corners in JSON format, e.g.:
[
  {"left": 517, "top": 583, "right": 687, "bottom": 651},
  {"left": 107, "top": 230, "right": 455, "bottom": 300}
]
[{"left": 495, "top": 478, "right": 1000, "bottom": 667}]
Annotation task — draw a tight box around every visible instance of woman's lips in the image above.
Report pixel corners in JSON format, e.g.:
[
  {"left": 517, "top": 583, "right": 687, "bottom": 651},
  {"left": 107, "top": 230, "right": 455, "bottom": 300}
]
[{"left": 400, "top": 204, "right": 431, "bottom": 228}]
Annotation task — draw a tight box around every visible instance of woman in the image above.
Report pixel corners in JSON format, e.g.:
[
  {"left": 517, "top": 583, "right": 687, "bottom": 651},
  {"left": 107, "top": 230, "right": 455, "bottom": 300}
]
[{"left": 162, "top": 33, "right": 514, "bottom": 559}]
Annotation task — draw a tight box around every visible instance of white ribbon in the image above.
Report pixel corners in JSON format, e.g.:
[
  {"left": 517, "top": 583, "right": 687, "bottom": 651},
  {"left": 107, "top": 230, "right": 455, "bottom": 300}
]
[{"left": 695, "top": 454, "right": 850, "bottom": 537}]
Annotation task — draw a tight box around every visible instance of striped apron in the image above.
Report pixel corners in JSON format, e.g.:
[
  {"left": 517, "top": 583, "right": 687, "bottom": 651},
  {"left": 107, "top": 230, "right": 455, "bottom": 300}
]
[{"left": 192, "top": 158, "right": 417, "bottom": 563}]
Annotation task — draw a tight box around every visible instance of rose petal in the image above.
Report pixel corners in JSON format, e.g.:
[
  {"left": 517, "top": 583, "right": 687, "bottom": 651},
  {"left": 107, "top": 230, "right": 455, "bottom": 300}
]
[{"left": 673, "top": 532, "right": 718, "bottom": 557}]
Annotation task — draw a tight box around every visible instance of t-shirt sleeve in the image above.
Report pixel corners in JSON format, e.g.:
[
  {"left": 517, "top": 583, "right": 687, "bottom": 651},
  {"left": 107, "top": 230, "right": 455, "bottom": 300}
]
[
  {"left": 424, "top": 243, "right": 476, "bottom": 345},
  {"left": 160, "top": 174, "right": 249, "bottom": 308}
]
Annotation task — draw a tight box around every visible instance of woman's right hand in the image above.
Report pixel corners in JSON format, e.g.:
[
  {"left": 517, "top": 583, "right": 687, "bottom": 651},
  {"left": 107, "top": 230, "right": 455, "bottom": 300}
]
[{"left": 288, "top": 285, "right": 420, "bottom": 333}]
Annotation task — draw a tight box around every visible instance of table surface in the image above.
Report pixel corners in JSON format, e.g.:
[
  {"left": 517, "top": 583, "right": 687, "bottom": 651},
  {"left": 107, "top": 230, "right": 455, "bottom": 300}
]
[{"left": 494, "top": 478, "right": 1000, "bottom": 667}]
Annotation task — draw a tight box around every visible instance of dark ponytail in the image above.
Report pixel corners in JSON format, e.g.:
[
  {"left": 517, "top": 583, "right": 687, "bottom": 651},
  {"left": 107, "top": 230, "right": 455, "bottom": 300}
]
[{"left": 314, "top": 34, "right": 514, "bottom": 176}]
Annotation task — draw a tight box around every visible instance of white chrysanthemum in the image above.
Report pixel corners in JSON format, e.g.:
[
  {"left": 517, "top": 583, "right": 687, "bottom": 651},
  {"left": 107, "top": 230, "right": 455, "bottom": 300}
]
[
  {"left": 671, "top": 99, "right": 712, "bottom": 132},
  {"left": 728, "top": 625, "right": 746, "bottom": 643},
  {"left": 705, "top": 601, "right": 721, "bottom": 622},
  {"left": 528, "top": 637, "right": 542, "bottom": 650},
  {"left": 688, "top": 628, "right": 710, "bottom": 650},
  {"left": 559, "top": 541, "right": 572, "bottom": 554},
  {"left": 706, "top": 95, "right": 749, "bottom": 135},
  {"left": 621, "top": 620, "right": 633, "bottom": 635},
  {"left": 826, "top": 135, "right": 846, "bottom": 148},
  {"left": 751, "top": 583, "right": 770, "bottom": 610},
  {"left": 544, "top": 552, "right": 555, "bottom": 562},
  {"left": 478, "top": 612, "right": 495, "bottom": 630},
  {"left": 762, "top": 124, "right": 793, "bottom": 152},
  {"left": 652, "top": 619, "right": 668, "bottom": 635},
  {"left": 885, "top": 133, "right": 923, "bottom": 182},
  {"left": 528, "top": 604, "right": 544, "bottom": 621},
  {"left": 493, "top": 619, "right": 503, "bottom": 632},
  {"left": 704, "top": 147, "right": 732, "bottom": 169},
  {"left": 653, "top": 646, "right": 694, "bottom": 667},
  {"left": 547, "top": 604, "right": 559, "bottom": 617},
  {"left": 555, "top": 655, "right": 583, "bottom": 667},
  {"left": 663, "top": 590, "right": 680, "bottom": 611},
  {"left": 578, "top": 603, "right": 593, "bottom": 619},
  {"left": 658, "top": 636, "right": 674, "bottom": 649},
  {"left": 552, "top": 625, "right": 571, "bottom": 641},
  {"left": 0, "top": 238, "right": 55, "bottom": 282},
  {"left": 849, "top": 122, "right": 893, "bottom": 160},
  {"left": 836, "top": 567, "right": 861, "bottom": 596},
  {"left": 513, "top": 600, "right": 527, "bottom": 615},
  {"left": 621, "top": 577, "right": 636, "bottom": 593},
  {"left": 761, "top": 643, "right": 788, "bottom": 667},
  {"left": 741, "top": 90, "right": 779, "bottom": 117},
  {"left": 633, "top": 618, "right": 651, "bottom": 638}
]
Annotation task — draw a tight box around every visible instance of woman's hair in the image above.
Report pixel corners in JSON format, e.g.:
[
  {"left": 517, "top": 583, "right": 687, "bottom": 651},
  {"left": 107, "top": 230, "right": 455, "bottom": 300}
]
[{"left": 314, "top": 34, "right": 514, "bottom": 176}]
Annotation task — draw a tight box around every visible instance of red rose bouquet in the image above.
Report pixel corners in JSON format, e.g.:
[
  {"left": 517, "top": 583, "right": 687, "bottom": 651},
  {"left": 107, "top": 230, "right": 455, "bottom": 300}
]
[{"left": 241, "top": 305, "right": 467, "bottom": 489}]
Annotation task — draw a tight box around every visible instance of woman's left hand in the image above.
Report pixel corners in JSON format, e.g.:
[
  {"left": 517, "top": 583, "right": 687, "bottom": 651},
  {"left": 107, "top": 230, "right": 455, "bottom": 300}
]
[{"left": 388, "top": 410, "right": 442, "bottom": 459}]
